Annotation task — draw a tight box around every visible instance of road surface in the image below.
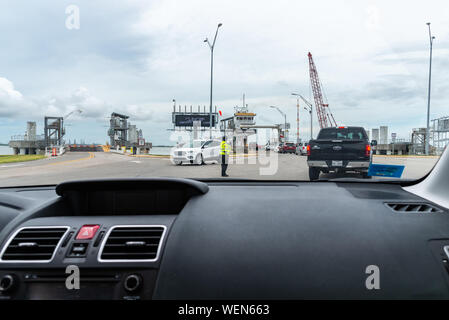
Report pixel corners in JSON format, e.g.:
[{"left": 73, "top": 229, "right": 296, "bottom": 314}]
[{"left": 0, "top": 151, "right": 439, "bottom": 187}]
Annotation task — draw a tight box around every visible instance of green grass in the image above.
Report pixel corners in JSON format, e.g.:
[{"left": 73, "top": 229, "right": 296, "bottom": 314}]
[{"left": 0, "top": 154, "right": 46, "bottom": 164}]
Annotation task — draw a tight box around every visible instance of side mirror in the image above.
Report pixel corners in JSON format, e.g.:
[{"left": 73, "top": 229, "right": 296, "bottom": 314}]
[{"left": 371, "top": 140, "right": 377, "bottom": 146}]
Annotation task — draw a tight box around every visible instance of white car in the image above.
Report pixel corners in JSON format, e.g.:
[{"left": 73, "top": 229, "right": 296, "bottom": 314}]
[
  {"left": 171, "top": 139, "right": 222, "bottom": 165},
  {"left": 295, "top": 142, "right": 309, "bottom": 156},
  {"left": 275, "top": 143, "right": 283, "bottom": 153}
]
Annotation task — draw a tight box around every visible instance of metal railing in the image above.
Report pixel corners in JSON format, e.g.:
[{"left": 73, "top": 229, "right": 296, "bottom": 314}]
[{"left": 10, "top": 134, "right": 45, "bottom": 141}]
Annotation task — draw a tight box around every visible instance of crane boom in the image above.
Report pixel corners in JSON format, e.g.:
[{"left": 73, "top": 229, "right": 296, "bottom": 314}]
[{"left": 308, "top": 52, "right": 337, "bottom": 128}]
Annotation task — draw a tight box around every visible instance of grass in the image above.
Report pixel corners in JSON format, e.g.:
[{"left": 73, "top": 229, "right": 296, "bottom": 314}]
[{"left": 0, "top": 154, "right": 46, "bottom": 164}]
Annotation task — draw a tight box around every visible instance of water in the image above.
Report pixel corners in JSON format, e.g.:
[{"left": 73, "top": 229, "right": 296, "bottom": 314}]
[
  {"left": 149, "top": 146, "right": 173, "bottom": 155},
  {"left": 0, "top": 145, "right": 13, "bottom": 155}
]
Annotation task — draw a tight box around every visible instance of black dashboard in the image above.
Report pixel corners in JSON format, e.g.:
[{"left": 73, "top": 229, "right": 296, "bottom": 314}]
[{"left": 0, "top": 178, "right": 449, "bottom": 300}]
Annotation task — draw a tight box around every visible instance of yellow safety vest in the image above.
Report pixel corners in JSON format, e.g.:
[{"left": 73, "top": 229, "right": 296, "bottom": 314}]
[{"left": 220, "top": 141, "right": 230, "bottom": 155}]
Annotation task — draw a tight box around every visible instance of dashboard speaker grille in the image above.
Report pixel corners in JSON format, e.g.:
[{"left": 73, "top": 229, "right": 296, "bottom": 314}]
[
  {"left": 100, "top": 226, "right": 165, "bottom": 261},
  {"left": 1, "top": 227, "right": 68, "bottom": 261},
  {"left": 386, "top": 203, "right": 443, "bottom": 213}
]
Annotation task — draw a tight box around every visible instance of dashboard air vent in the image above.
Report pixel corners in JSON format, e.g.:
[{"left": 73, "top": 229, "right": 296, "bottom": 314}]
[
  {"left": 386, "top": 203, "right": 443, "bottom": 213},
  {"left": 1, "top": 227, "right": 69, "bottom": 262},
  {"left": 99, "top": 226, "right": 165, "bottom": 262}
]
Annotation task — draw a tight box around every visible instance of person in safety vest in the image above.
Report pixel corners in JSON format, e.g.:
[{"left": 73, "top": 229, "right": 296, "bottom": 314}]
[{"left": 220, "top": 136, "right": 231, "bottom": 177}]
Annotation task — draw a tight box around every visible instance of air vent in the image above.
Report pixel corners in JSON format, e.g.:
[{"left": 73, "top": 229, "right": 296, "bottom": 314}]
[
  {"left": 0, "top": 227, "right": 69, "bottom": 262},
  {"left": 386, "top": 203, "right": 443, "bottom": 213},
  {"left": 99, "top": 226, "right": 166, "bottom": 262}
]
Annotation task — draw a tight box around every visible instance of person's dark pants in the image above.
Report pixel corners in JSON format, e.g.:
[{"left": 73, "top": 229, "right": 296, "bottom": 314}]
[{"left": 221, "top": 154, "right": 228, "bottom": 176}]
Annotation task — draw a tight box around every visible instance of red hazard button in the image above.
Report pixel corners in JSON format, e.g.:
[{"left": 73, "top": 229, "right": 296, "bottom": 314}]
[{"left": 76, "top": 225, "right": 100, "bottom": 240}]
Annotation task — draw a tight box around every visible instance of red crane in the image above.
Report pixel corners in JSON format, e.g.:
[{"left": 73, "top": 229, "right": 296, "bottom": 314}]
[{"left": 308, "top": 52, "right": 337, "bottom": 128}]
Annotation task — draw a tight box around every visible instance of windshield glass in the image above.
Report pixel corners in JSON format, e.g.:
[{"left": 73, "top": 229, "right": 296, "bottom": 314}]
[
  {"left": 0, "top": 1, "right": 446, "bottom": 185},
  {"left": 192, "top": 141, "right": 205, "bottom": 148},
  {"left": 318, "top": 128, "right": 368, "bottom": 140}
]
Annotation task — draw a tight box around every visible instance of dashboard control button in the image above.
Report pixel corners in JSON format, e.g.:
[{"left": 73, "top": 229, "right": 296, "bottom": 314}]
[
  {"left": 76, "top": 225, "right": 100, "bottom": 240},
  {"left": 0, "top": 275, "right": 15, "bottom": 293},
  {"left": 124, "top": 274, "right": 142, "bottom": 292},
  {"left": 68, "top": 243, "right": 88, "bottom": 257}
]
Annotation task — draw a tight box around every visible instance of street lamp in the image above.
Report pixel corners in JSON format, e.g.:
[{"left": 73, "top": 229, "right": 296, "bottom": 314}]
[
  {"left": 204, "top": 23, "right": 223, "bottom": 139},
  {"left": 425, "top": 22, "right": 435, "bottom": 155},
  {"left": 270, "top": 106, "right": 287, "bottom": 142},
  {"left": 290, "top": 93, "right": 300, "bottom": 144},
  {"left": 292, "top": 93, "right": 313, "bottom": 141},
  {"left": 64, "top": 109, "right": 82, "bottom": 120}
]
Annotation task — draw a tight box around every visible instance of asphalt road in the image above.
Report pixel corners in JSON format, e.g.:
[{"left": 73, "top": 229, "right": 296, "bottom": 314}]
[{"left": 0, "top": 151, "right": 439, "bottom": 187}]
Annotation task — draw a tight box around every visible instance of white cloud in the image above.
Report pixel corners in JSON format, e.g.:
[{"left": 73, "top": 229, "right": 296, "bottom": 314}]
[
  {"left": 0, "top": 78, "right": 22, "bottom": 100},
  {"left": 0, "top": 77, "right": 159, "bottom": 125},
  {"left": 0, "top": 77, "right": 28, "bottom": 117}
]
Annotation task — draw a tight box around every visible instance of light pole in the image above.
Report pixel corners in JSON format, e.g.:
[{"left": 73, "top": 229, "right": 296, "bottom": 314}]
[
  {"left": 425, "top": 22, "right": 435, "bottom": 155},
  {"left": 270, "top": 106, "right": 287, "bottom": 142},
  {"left": 204, "top": 23, "right": 223, "bottom": 139},
  {"left": 292, "top": 93, "right": 313, "bottom": 141},
  {"left": 290, "top": 94, "right": 300, "bottom": 144}
]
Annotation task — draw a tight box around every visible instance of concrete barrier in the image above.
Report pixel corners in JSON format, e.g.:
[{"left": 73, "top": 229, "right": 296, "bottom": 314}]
[{"left": 66, "top": 145, "right": 104, "bottom": 152}]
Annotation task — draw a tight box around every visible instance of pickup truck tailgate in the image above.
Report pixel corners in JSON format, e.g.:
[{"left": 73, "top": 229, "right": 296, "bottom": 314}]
[{"left": 309, "top": 139, "right": 368, "bottom": 161}]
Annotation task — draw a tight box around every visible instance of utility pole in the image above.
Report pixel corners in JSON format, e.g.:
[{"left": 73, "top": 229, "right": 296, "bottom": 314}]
[
  {"left": 425, "top": 22, "right": 435, "bottom": 155},
  {"left": 204, "top": 23, "right": 223, "bottom": 139}
]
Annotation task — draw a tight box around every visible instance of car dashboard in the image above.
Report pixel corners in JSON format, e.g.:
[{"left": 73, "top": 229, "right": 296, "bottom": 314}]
[{"left": 0, "top": 178, "right": 449, "bottom": 300}]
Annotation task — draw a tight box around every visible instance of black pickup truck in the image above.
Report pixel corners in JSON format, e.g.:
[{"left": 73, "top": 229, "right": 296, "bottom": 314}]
[{"left": 307, "top": 126, "right": 376, "bottom": 180}]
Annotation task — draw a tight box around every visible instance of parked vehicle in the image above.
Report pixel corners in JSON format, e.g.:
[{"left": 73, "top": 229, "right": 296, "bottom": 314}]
[
  {"left": 171, "top": 139, "right": 221, "bottom": 165},
  {"left": 281, "top": 142, "right": 296, "bottom": 154},
  {"left": 275, "top": 143, "right": 283, "bottom": 153},
  {"left": 307, "top": 126, "right": 376, "bottom": 180},
  {"left": 295, "top": 142, "right": 308, "bottom": 155},
  {"left": 264, "top": 143, "right": 271, "bottom": 151}
]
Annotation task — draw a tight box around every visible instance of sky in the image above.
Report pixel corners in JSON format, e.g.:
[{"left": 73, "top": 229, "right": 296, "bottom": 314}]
[{"left": 0, "top": 0, "right": 448, "bottom": 145}]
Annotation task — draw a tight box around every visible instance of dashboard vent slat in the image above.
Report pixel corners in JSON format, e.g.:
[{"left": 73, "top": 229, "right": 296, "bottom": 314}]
[
  {"left": 386, "top": 203, "right": 443, "bottom": 213},
  {"left": 1, "top": 227, "right": 68, "bottom": 262},
  {"left": 99, "top": 226, "right": 165, "bottom": 262}
]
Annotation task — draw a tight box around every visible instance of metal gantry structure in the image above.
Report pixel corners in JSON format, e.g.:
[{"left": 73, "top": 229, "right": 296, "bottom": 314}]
[
  {"left": 431, "top": 116, "right": 449, "bottom": 155},
  {"left": 308, "top": 52, "right": 337, "bottom": 129},
  {"left": 108, "top": 112, "right": 130, "bottom": 148}
]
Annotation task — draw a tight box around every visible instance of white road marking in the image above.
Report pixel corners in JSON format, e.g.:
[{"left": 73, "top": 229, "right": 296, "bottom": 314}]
[
  {"left": 130, "top": 160, "right": 142, "bottom": 164},
  {"left": 0, "top": 164, "right": 25, "bottom": 168}
]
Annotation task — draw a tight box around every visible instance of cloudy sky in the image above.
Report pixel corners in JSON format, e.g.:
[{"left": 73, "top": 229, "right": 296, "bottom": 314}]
[{"left": 0, "top": 0, "right": 448, "bottom": 145}]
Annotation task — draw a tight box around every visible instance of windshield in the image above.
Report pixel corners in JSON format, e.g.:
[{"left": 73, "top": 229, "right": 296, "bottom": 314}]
[
  {"left": 318, "top": 128, "right": 368, "bottom": 140},
  {"left": 0, "top": 1, "right": 446, "bottom": 185},
  {"left": 192, "top": 141, "right": 206, "bottom": 148}
]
